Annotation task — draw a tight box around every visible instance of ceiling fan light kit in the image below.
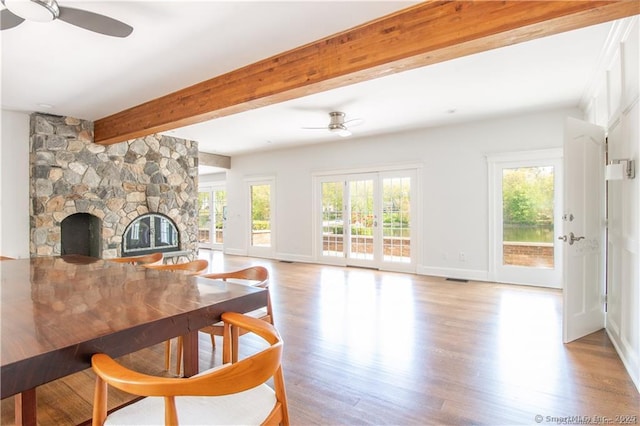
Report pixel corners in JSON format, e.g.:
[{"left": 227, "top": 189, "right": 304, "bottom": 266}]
[
  {"left": 303, "top": 111, "right": 363, "bottom": 137},
  {"left": 328, "top": 112, "right": 351, "bottom": 137},
  {"left": 4, "top": 0, "right": 56, "bottom": 21},
  {"left": 331, "top": 126, "right": 352, "bottom": 137}
]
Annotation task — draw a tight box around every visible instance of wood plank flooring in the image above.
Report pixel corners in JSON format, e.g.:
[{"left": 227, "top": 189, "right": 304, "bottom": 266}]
[{"left": 2, "top": 251, "right": 638, "bottom": 425}]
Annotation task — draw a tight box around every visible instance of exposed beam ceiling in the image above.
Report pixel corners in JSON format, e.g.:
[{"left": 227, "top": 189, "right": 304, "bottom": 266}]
[{"left": 94, "top": 1, "right": 639, "bottom": 146}]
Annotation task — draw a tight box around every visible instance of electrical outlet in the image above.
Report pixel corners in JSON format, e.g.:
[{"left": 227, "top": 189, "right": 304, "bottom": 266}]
[{"left": 459, "top": 252, "right": 466, "bottom": 262}]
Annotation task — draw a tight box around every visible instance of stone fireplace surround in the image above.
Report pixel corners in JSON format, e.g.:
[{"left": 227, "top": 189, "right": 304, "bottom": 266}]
[{"left": 30, "top": 113, "right": 199, "bottom": 262}]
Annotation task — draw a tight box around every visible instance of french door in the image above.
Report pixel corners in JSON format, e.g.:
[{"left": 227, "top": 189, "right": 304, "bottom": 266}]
[
  {"left": 198, "top": 185, "right": 226, "bottom": 250},
  {"left": 317, "top": 169, "right": 416, "bottom": 272},
  {"left": 247, "top": 177, "right": 275, "bottom": 258},
  {"left": 488, "top": 149, "right": 563, "bottom": 288}
]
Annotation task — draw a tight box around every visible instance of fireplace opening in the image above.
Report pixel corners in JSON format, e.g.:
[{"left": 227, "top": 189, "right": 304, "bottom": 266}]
[
  {"left": 122, "top": 213, "right": 180, "bottom": 257},
  {"left": 61, "top": 213, "right": 102, "bottom": 258}
]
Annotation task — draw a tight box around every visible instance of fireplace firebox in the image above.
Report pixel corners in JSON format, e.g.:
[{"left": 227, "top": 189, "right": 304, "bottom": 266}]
[
  {"left": 61, "top": 213, "right": 102, "bottom": 257},
  {"left": 122, "top": 213, "right": 180, "bottom": 257}
]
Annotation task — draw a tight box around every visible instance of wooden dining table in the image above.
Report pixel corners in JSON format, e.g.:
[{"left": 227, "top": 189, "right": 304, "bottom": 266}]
[{"left": 0, "top": 255, "right": 267, "bottom": 426}]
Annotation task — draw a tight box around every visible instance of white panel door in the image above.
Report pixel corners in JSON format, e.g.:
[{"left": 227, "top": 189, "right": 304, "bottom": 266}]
[{"left": 562, "top": 117, "right": 606, "bottom": 343}]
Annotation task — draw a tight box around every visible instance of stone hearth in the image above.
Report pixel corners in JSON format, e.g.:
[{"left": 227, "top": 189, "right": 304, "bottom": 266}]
[{"left": 30, "top": 113, "right": 199, "bottom": 261}]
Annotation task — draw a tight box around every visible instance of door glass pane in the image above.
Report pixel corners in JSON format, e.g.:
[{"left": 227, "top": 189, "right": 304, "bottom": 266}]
[
  {"left": 251, "top": 184, "right": 271, "bottom": 247},
  {"left": 382, "top": 177, "right": 411, "bottom": 263},
  {"left": 322, "top": 181, "right": 344, "bottom": 257},
  {"left": 198, "top": 191, "right": 211, "bottom": 245},
  {"left": 502, "top": 166, "right": 554, "bottom": 268},
  {"left": 349, "top": 179, "right": 374, "bottom": 261},
  {"left": 154, "top": 216, "right": 178, "bottom": 248},
  {"left": 213, "top": 189, "right": 226, "bottom": 244}
]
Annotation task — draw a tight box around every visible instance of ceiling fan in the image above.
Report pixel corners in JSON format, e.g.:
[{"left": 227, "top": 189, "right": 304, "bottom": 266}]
[
  {"left": 0, "top": 0, "right": 133, "bottom": 37},
  {"left": 302, "top": 111, "right": 364, "bottom": 137}
]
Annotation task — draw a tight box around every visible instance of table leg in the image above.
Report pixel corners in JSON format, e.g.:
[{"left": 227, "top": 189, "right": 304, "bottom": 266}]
[
  {"left": 15, "top": 388, "right": 37, "bottom": 426},
  {"left": 181, "top": 330, "right": 199, "bottom": 377}
]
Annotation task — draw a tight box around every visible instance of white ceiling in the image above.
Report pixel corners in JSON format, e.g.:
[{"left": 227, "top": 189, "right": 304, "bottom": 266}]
[{"left": 1, "top": 1, "right": 617, "bottom": 175}]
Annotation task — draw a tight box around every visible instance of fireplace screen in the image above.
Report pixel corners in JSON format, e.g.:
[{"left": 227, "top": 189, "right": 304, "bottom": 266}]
[{"left": 122, "top": 213, "right": 180, "bottom": 256}]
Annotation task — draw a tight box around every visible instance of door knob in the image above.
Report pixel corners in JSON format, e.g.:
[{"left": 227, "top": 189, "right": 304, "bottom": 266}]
[
  {"left": 568, "top": 232, "right": 585, "bottom": 245},
  {"left": 558, "top": 235, "right": 567, "bottom": 242}
]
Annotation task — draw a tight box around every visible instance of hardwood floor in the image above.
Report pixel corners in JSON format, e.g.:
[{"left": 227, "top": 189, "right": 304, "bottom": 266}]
[{"left": 2, "top": 251, "right": 638, "bottom": 425}]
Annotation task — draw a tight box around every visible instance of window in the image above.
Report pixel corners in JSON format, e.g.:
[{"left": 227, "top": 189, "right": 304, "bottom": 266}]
[{"left": 251, "top": 184, "right": 271, "bottom": 247}]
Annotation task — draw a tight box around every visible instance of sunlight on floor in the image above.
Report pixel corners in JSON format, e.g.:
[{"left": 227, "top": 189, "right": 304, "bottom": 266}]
[
  {"left": 317, "top": 268, "right": 416, "bottom": 369},
  {"left": 497, "top": 289, "right": 566, "bottom": 407}
]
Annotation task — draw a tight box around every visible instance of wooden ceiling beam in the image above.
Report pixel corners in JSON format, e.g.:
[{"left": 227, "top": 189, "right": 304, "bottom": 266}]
[
  {"left": 94, "top": 1, "right": 639, "bottom": 145},
  {"left": 199, "top": 152, "right": 231, "bottom": 169}
]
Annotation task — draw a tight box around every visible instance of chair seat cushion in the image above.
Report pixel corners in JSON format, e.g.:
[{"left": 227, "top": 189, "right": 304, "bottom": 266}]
[{"left": 104, "top": 383, "right": 276, "bottom": 425}]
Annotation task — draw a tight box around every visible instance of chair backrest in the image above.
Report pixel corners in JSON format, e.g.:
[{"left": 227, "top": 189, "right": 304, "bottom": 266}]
[
  {"left": 200, "top": 265, "right": 269, "bottom": 288},
  {"left": 202, "top": 265, "right": 273, "bottom": 328},
  {"left": 144, "top": 259, "right": 209, "bottom": 275},
  {"left": 108, "top": 252, "right": 163, "bottom": 265},
  {"left": 91, "top": 312, "right": 289, "bottom": 426}
]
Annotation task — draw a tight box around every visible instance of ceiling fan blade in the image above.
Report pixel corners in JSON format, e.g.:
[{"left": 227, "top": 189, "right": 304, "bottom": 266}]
[
  {"left": 344, "top": 118, "right": 364, "bottom": 127},
  {"left": 301, "top": 127, "right": 328, "bottom": 130},
  {"left": 1, "top": 8, "right": 24, "bottom": 30},
  {"left": 58, "top": 6, "right": 132, "bottom": 38}
]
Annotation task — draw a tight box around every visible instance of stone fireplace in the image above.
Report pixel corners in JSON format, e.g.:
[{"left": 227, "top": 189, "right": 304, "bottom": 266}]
[{"left": 30, "top": 113, "right": 199, "bottom": 262}]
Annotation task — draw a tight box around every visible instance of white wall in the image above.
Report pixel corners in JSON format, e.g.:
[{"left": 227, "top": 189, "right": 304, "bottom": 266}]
[
  {"left": 588, "top": 17, "right": 639, "bottom": 392},
  {"left": 224, "top": 107, "right": 581, "bottom": 281},
  {"left": 199, "top": 172, "right": 227, "bottom": 185},
  {"left": 0, "top": 109, "right": 30, "bottom": 258}
]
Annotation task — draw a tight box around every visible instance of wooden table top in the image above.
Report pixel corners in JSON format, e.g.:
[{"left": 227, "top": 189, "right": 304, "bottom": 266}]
[{"left": 0, "top": 256, "right": 267, "bottom": 399}]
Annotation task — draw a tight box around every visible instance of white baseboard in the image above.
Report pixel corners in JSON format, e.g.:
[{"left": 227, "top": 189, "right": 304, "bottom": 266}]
[
  {"left": 606, "top": 327, "right": 640, "bottom": 393},
  {"left": 275, "top": 252, "right": 315, "bottom": 263},
  {"left": 417, "top": 265, "right": 489, "bottom": 282},
  {"left": 223, "top": 247, "right": 247, "bottom": 256}
]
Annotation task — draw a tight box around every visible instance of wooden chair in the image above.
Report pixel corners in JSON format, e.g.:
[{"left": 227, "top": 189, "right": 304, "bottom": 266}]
[
  {"left": 107, "top": 252, "right": 163, "bottom": 265},
  {"left": 195, "top": 266, "right": 273, "bottom": 363},
  {"left": 143, "top": 259, "right": 208, "bottom": 275},
  {"left": 91, "top": 312, "right": 289, "bottom": 426},
  {"left": 143, "top": 259, "right": 209, "bottom": 373}
]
